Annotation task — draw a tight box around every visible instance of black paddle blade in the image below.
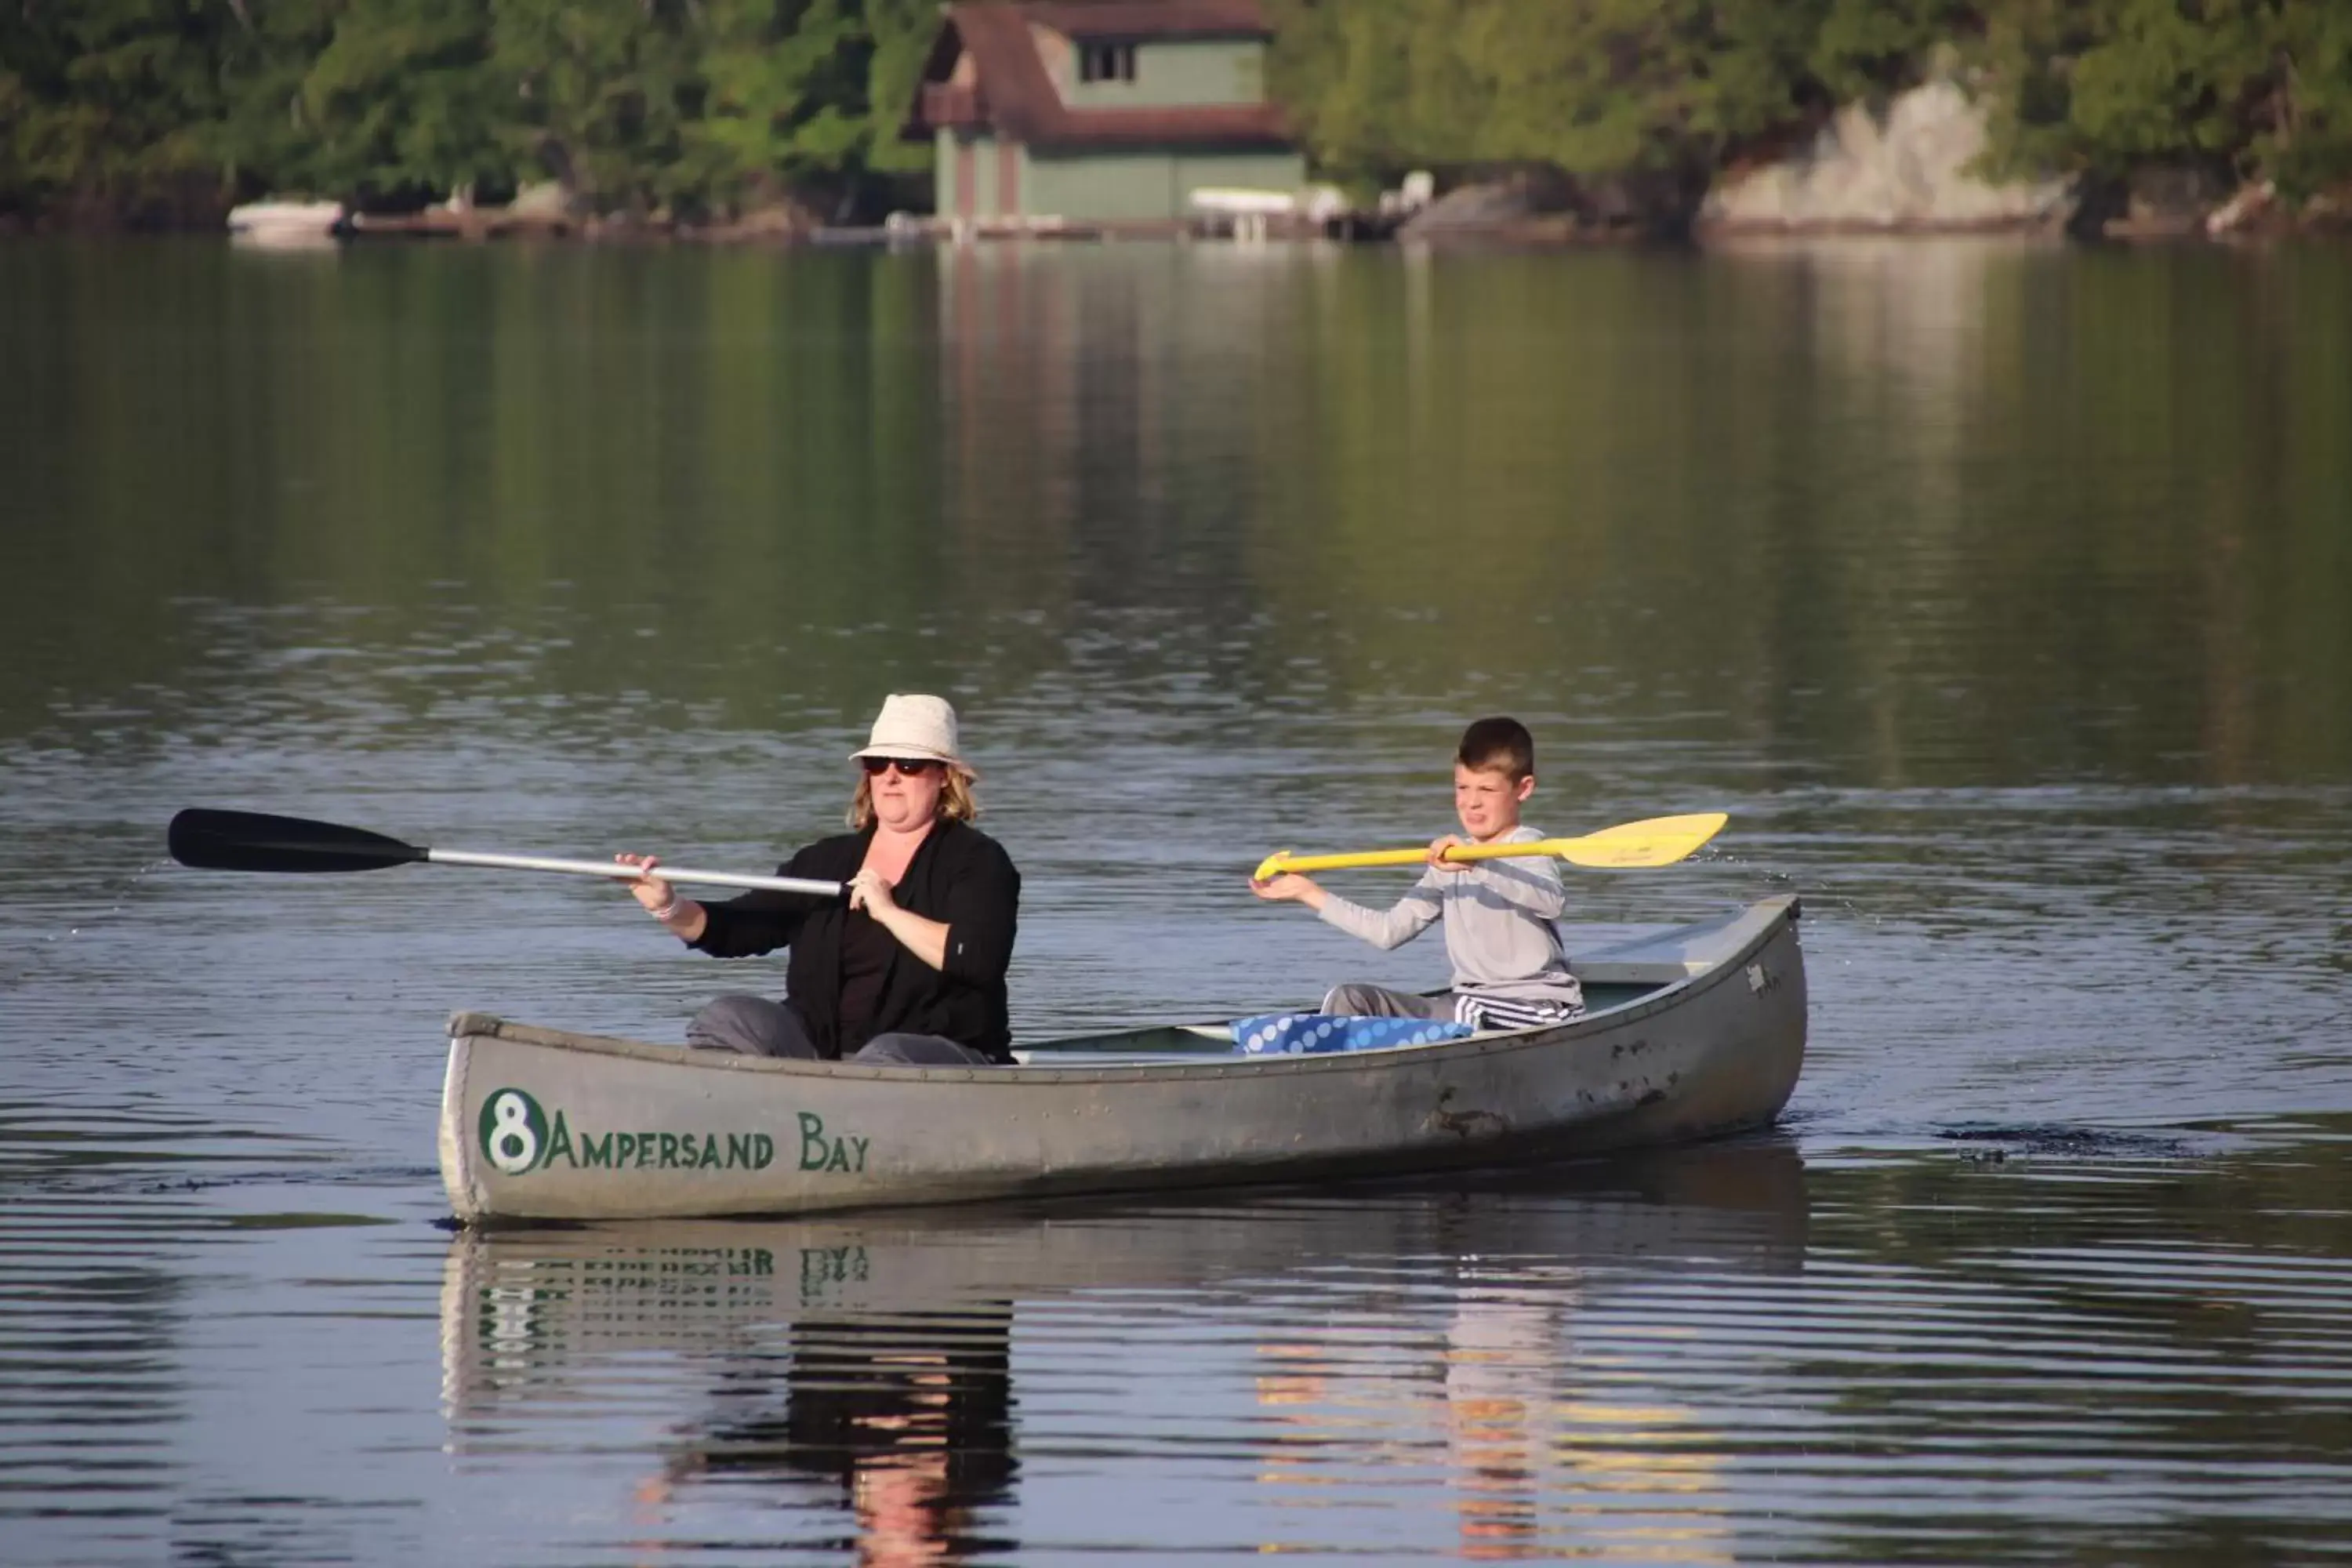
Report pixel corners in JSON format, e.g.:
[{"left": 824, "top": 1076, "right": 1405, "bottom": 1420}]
[{"left": 167, "top": 808, "right": 428, "bottom": 875}]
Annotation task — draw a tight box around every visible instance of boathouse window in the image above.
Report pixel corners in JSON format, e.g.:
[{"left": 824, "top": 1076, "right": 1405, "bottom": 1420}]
[{"left": 1080, "top": 43, "right": 1136, "bottom": 83}]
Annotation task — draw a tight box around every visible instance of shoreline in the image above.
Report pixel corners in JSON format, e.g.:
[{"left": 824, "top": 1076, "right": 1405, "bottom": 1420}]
[{"left": 13, "top": 205, "right": 2347, "bottom": 250}]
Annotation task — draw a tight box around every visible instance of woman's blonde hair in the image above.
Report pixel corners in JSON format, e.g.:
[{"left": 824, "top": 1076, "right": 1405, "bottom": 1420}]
[{"left": 848, "top": 765, "right": 980, "bottom": 831}]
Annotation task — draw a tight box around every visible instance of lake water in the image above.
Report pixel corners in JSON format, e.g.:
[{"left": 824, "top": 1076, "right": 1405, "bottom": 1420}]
[{"left": 2, "top": 234, "right": 2349, "bottom": 1564}]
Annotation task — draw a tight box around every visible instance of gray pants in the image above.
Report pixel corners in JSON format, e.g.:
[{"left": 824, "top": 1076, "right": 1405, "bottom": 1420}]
[
  {"left": 1320, "top": 982, "right": 1452, "bottom": 1020},
  {"left": 1320, "top": 982, "right": 1584, "bottom": 1030},
  {"left": 686, "top": 994, "right": 999, "bottom": 1066}
]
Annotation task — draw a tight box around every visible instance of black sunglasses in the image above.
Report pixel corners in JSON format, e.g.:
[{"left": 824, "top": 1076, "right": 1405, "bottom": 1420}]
[{"left": 860, "top": 756, "right": 942, "bottom": 777}]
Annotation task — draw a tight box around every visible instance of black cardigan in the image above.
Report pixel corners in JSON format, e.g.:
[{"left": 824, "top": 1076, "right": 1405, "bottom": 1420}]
[{"left": 687, "top": 818, "right": 1020, "bottom": 1062}]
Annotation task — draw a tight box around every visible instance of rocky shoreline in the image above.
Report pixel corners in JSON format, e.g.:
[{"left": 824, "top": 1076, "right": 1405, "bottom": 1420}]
[
  {"left": 22, "top": 191, "right": 2343, "bottom": 249},
  {"left": 13, "top": 82, "right": 2345, "bottom": 249},
  {"left": 1399, "top": 82, "right": 2348, "bottom": 246}
]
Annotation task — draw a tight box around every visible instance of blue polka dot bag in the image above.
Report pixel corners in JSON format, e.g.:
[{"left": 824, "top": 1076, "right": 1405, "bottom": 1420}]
[{"left": 1232, "top": 1013, "right": 1475, "bottom": 1055}]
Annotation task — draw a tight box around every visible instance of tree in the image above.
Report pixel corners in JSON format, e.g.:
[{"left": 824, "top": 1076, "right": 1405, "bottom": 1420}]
[
  {"left": 1809, "top": 0, "right": 1976, "bottom": 106},
  {"left": 2065, "top": 0, "right": 2269, "bottom": 169},
  {"left": 1969, "top": 0, "right": 2352, "bottom": 205},
  {"left": 2263, "top": 0, "right": 2352, "bottom": 198},
  {"left": 1464, "top": 0, "right": 1825, "bottom": 187},
  {"left": 0, "top": 0, "right": 244, "bottom": 222},
  {"left": 299, "top": 0, "right": 508, "bottom": 200},
  {"left": 1272, "top": 0, "right": 1836, "bottom": 200},
  {"left": 1265, "top": 0, "right": 1428, "bottom": 186},
  {"left": 692, "top": 0, "right": 868, "bottom": 212},
  {"left": 689, "top": 0, "right": 946, "bottom": 219},
  {"left": 490, "top": 0, "right": 698, "bottom": 210},
  {"left": 214, "top": 0, "right": 341, "bottom": 198}
]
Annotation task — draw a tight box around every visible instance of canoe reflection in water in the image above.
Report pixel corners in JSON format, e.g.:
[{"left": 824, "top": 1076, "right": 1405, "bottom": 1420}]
[{"left": 440, "top": 1138, "right": 1806, "bottom": 1561}]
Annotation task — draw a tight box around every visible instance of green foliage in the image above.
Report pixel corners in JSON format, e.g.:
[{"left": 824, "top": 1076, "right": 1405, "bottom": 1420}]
[
  {"left": 1962, "top": 0, "right": 2352, "bottom": 202},
  {"left": 0, "top": 0, "right": 935, "bottom": 222},
  {"left": 490, "top": 0, "right": 699, "bottom": 208},
  {"left": 1468, "top": 0, "right": 1823, "bottom": 179},
  {"left": 2263, "top": 0, "right": 2352, "bottom": 198},
  {"left": 1272, "top": 0, "right": 2352, "bottom": 214},
  {"left": 1271, "top": 0, "right": 1899, "bottom": 187},
  {"left": 1263, "top": 0, "right": 1421, "bottom": 181},
  {"left": 2065, "top": 0, "right": 2266, "bottom": 167},
  {"left": 302, "top": 0, "right": 508, "bottom": 196},
  {"left": 688, "top": 0, "right": 937, "bottom": 212},
  {"left": 1809, "top": 0, "right": 1973, "bottom": 104},
  {"left": 1966, "top": 0, "right": 2112, "bottom": 176},
  {"left": 212, "top": 0, "right": 340, "bottom": 195},
  {"left": 5, "top": 0, "right": 2349, "bottom": 225},
  {"left": 0, "top": 0, "right": 245, "bottom": 219}
]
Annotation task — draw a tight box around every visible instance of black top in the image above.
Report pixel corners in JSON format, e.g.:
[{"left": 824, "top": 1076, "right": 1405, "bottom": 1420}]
[
  {"left": 688, "top": 818, "right": 1021, "bottom": 1062},
  {"left": 833, "top": 909, "right": 895, "bottom": 1047}
]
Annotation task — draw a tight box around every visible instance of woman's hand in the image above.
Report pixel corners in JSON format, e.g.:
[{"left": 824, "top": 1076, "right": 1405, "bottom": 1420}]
[
  {"left": 619, "top": 853, "right": 706, "bottom": 939},
  {"left": 851, "top": 868, "right": 953, "bottom": 968},
  {"left": 847, "top": 867, "right": 899, "bottom": 915},
  {"left": 616, "top": 853, "right": 675, "bottom": 913}
]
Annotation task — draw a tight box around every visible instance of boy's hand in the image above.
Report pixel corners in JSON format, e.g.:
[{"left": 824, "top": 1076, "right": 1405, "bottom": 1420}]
[
  {"left": 1250, "top": 871, "right": 1327, "bottom": 910},
  {"left": 1426, "top": 835, "right": 1471, "bottom": 873}
]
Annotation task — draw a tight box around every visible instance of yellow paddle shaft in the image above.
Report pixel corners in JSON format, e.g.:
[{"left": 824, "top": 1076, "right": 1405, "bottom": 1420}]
[{"left": 1252, "top": 812, "right": 1727, "bottom": 881}]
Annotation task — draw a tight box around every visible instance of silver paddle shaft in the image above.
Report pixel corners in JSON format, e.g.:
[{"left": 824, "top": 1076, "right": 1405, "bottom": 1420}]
[{"left": 425, "top": 848, "right": 840, "bottom": 898}]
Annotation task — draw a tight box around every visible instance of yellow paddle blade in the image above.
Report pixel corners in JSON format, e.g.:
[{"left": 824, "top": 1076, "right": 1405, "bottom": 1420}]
[
  {"left": 1550, "top": 811, "right": 1727, "bottom": 869},
  {"left": 1253, "top": 813, "right": 1727, "bottom": 880}
]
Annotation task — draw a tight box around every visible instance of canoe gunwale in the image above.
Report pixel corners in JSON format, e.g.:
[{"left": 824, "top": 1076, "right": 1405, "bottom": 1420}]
[{"left": 445, "top": 895, "right": 1801, "bottom": 1086}]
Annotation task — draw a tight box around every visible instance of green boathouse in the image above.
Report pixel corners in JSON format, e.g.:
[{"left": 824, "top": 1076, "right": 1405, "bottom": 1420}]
[{"left": 905, "top": 0, "right": 1305, "bottom": 227}]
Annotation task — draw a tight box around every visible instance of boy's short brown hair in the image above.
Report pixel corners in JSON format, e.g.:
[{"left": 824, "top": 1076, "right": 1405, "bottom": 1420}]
[{"left": 1457, "top": 717, "right": 1535, "bottom": 782}]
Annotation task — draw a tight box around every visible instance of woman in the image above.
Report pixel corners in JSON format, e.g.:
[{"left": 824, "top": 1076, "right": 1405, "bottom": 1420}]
[{"left": 617, "top": 694, "right": 1020, "bottom": 1066}]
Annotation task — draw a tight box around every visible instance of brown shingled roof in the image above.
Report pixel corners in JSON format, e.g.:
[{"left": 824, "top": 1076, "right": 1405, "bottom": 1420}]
[
  {"left": 906, "top": 1, "right": 1291, "bottom": 151},
  {"left": 1026, "top": 1, "right": 1272, "bottom": 39}
]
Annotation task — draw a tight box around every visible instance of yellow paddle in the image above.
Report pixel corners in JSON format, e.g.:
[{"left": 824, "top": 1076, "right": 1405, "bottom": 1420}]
[{"left": 1252, "top": 812, "right": 1727, "bottom": 881}]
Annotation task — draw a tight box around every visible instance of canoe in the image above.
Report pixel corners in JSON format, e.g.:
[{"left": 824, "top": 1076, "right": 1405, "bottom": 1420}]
[{"left": 437, "top": 895, "right": 1806, "bottom": 1223}]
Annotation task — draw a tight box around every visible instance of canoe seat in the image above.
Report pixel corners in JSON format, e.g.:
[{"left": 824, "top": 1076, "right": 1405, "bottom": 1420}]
[
  {"left": 1567, "top": 903, "right": 1780, "bottom": 988},
  {"left": 1570, "top": 959, "right": 1706, "bottom": 986}
]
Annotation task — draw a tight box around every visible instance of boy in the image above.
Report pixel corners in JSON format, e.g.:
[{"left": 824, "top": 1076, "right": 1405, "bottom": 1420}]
[{"left": 1250, "top": 717, "right": 1584, "bottom": 1029}]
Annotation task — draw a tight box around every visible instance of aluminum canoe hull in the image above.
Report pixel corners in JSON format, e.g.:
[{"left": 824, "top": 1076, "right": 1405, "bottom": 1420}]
[{"left": 437, "top": 895, "right": 1806, "bottom": 1222}]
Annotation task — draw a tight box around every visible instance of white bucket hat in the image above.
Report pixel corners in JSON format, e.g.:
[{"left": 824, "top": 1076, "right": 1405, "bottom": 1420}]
[{"left": 850, "top": 693, "right": 964, "bottom": 767}]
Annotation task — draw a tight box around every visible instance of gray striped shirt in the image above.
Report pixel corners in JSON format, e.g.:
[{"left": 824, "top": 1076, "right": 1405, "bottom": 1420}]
[{"left": 1315, "top": 825, "right": 1581, "bottom": 1003}]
